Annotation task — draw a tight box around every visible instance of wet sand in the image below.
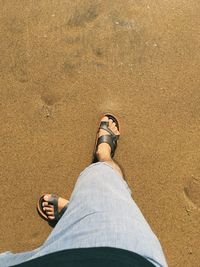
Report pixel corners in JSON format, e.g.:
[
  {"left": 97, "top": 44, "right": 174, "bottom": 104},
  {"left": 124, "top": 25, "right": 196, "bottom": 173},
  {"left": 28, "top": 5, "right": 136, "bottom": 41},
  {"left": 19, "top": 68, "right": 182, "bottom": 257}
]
[{"left": 0, "top": 0, "right": 200, "bottom": 266}]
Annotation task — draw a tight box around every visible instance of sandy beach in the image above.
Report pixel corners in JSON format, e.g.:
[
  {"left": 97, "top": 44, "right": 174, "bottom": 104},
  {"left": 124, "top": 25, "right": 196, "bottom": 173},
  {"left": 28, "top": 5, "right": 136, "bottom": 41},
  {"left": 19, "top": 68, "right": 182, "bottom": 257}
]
[{"left": 0, "top": 0, "right": 200, "bottom": 266}]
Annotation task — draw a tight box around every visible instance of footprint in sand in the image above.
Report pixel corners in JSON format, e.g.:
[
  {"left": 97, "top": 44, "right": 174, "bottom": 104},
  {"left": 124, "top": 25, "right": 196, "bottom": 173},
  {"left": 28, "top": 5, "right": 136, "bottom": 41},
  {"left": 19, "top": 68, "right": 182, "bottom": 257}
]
[
  {"left": 184, "top": 176, "right": 200, "bottom": 209},
  {"left": 41, "top": 92, "right": 62, "bottom": 106},
  {"left": 67, "top": 2, "right": 100, "bottom": 27}
]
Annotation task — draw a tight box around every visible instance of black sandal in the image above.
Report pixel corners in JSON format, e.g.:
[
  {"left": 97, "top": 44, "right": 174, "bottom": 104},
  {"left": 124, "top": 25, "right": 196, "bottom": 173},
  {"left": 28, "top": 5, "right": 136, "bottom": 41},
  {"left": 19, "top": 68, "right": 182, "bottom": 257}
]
[
  {"left": 92, "top": 114, "right": 120, "bottom": 163},
  {"left": 37, "top": 194, "right": 69, "bottom": 227}
]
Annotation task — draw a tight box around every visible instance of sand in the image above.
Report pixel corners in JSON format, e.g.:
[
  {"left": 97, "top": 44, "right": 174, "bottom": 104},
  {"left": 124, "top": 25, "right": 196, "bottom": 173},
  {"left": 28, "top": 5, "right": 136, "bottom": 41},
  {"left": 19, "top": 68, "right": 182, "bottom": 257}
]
[{"left": 0, "top": 0, "right": 200, "bottom": 266}]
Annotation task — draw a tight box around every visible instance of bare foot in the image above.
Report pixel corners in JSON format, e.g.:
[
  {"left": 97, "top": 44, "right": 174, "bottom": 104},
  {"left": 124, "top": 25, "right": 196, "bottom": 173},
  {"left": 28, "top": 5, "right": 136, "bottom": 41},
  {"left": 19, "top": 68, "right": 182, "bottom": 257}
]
[
  {"left": 96, "top": 116, "right": 120, "bottom": 161},
  {"left": 42, "top": 194, "right": 69, "bottom": 220}
]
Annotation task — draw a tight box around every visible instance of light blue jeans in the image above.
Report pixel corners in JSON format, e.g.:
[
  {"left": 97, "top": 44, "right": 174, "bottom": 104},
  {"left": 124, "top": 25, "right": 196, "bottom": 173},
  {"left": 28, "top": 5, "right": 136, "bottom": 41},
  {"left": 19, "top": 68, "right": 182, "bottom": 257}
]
[{"left": 0, "top": 162, "right": 168, "bottom": 267}]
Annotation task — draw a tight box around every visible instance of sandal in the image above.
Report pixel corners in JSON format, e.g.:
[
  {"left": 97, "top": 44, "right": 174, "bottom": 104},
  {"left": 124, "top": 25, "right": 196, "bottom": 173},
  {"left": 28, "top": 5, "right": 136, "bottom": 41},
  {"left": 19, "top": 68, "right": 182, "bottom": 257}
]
[
  {"left": 37, "top": 194, "right": 69, "bottom": 226},
  {"left": 92, "top": 113, "right": 120, "bottom": 163}
]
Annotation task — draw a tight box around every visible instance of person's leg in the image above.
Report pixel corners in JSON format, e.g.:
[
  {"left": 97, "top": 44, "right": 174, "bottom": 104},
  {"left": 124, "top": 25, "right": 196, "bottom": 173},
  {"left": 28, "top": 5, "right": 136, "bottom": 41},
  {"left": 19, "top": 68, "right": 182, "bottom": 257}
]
[
  {"left": 37, "top": 116, "right": 122, "bottom": 223},
  {"left": 0, "top": 114, "right": 167, "bottom": 267},
  {"left": 0, "top": 116, "right": 119, "bottom": 267},
  {"left": 39, "top": 115, "right": 167, "bottom": 266}
]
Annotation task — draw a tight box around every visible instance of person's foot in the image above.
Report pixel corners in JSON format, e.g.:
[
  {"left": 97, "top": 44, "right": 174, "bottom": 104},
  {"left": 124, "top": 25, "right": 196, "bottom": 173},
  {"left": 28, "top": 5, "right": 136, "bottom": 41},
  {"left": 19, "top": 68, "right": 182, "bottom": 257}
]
[
  {"left": 42, "top": 194, "right": 69, "bottom": 220},
  {"left": 96, "top": 116, "right": 120, "bottom": 161}
]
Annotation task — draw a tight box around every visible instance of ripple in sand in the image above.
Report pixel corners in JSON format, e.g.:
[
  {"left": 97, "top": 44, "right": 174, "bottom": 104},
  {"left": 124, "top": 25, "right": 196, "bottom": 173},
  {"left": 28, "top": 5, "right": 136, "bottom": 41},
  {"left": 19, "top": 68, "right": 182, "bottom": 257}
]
[{"left": 184, "top": 176, "right": 200, "bottom": 209}]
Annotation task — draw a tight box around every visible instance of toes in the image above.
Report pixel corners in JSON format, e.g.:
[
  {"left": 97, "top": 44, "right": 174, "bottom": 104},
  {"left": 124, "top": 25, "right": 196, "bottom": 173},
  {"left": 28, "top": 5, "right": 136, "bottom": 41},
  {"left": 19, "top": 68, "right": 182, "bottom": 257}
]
[
  {"left": 48, "top": 215, "right": 55, "bottom": 220},
  {"left": 42, "top": 202, "right": 54, "bottom": 208},
  {"left": 109, "top": 120, "right": 120, "bottom": 134},
  {"left": 43, "top": 194, "right": 51, "bottom": 201},
  {"left": 46, "top": 210, "right": 54, "bottom": 216},
  {"left": 100, "top": 116, "right": 109, "bottom": 125},
  {"left": 110, "top": 123, "right": 116, "bottom": 130},
  {"left": 39, "top": 195, "right": 57, "bottom": 221},
  {"left": 101, "top": 116, "right": 109, "bottom": 122},
  {"left": 42, "top": 202, "right": 49, "bottom": 207},
  {"left": 42, "top": 205, "right": 55, "bottom": 218},
  {"left": 43, "top": 206, "right": 53, "bottom": 211},
  {"left": 109, "top": 119, "right": 116, "bottom": 128},
  {"left": 108, "top": 119, "right": 114, "bottom": 125}
]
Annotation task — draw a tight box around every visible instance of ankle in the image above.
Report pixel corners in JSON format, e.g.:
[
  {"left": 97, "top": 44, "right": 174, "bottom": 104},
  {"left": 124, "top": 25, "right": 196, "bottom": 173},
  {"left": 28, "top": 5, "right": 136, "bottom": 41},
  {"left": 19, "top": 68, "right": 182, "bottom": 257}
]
[
  {"left": 96, "top": 150, "right": 112, "bottom": 161},
  {"left": 96, "top": 143, "right": 112, "bottom": 161}
]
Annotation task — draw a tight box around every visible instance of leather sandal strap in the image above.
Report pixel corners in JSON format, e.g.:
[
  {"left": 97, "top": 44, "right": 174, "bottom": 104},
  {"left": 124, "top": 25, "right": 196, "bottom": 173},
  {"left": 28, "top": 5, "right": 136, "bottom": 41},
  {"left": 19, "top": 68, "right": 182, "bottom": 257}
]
[
  {"left": 92, "top": 114, "right": 120, "bottom": 163},
  {"left": 47, "top": 194, "right": 59, "bottom": 221},
  {"left": 99, "top": 121, "right": 116, "bottom": 138},
  {"left": 96, "top": 134, "right": 117, "bottom": 157}
]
